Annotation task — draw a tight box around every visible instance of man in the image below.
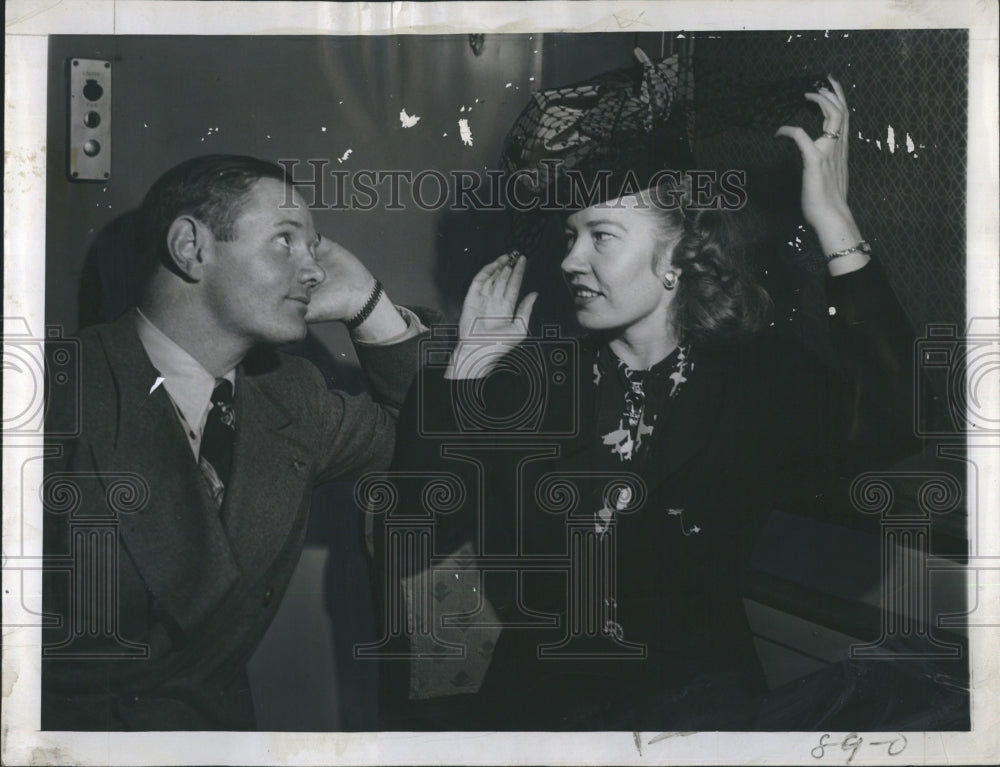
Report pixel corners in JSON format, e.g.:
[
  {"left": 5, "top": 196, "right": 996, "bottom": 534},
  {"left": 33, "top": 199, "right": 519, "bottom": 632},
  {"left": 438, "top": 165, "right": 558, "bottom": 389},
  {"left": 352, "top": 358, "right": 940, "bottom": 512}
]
[{"left": 42, "top": 154, "right": 423, "bottom": 730}]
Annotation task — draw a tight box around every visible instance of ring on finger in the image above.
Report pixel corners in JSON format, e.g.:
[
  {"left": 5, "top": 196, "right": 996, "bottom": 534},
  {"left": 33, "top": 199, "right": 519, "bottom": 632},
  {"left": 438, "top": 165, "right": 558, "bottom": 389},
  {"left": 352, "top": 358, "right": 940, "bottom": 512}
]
[{"left": 821, "top": 130, "right": 841, "bottom": 140}]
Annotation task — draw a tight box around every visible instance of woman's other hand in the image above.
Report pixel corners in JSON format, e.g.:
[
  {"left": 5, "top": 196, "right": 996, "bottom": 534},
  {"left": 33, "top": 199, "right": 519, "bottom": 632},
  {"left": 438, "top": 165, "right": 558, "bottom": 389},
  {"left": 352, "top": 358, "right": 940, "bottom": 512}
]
[
  {"left": 446, "top": 252, "right": 538, "bottom": 379},
  {"left": 776, "top": 75, "right": 870, "bottom": 275}
]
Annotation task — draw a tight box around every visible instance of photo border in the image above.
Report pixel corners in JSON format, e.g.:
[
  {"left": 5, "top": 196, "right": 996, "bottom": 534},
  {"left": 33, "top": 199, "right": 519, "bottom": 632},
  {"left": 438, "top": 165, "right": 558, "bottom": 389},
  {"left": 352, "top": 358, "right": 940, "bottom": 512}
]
[{"left": 4, "top": 1, "right": 998, "bottom": 764}]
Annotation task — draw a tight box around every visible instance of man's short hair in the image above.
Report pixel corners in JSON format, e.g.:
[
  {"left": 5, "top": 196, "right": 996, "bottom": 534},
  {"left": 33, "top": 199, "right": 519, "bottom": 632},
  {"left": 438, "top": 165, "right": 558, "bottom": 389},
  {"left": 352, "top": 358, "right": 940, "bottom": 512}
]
[{"left": 139, "top": 154, "right": 290, "bottom": 286}]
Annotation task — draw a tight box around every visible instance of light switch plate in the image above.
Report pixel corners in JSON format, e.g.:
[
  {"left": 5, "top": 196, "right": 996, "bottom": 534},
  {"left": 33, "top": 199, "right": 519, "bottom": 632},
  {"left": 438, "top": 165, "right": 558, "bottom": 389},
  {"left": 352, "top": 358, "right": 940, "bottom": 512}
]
[{"left": 68, "top": 58, "right": 111, "bottom": 181}]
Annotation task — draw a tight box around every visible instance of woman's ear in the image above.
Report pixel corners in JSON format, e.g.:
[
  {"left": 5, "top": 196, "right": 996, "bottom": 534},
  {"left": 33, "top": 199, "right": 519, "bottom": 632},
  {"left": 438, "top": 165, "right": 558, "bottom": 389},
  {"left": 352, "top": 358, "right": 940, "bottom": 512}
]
[
  {"left": 653, "top": 238, "right": 682, "bottom": 281},
  {"left": 165, "top": 216, "right": 207, "bottom": 281}
]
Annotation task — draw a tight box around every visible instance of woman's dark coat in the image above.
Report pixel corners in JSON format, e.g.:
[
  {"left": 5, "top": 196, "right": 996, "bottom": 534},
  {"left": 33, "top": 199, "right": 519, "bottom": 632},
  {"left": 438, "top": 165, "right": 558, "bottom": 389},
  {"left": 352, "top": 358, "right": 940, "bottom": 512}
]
[{"left": 382, "top": 260, "right": 918, "bottom": 730}]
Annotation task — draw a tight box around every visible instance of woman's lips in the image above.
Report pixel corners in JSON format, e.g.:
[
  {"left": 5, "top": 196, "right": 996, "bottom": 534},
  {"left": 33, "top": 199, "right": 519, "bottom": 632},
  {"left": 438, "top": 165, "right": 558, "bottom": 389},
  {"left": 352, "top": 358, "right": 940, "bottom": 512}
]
[{"left": 569, "top": 284, "right": 602, "bottom": 304}]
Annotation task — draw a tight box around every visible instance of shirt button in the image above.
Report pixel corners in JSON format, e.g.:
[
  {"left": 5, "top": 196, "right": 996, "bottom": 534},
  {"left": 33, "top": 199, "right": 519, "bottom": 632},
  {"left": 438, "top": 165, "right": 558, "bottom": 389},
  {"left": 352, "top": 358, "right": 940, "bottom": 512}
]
[{"left": 262, "top": 588, "right": 274, "bottom": 607}]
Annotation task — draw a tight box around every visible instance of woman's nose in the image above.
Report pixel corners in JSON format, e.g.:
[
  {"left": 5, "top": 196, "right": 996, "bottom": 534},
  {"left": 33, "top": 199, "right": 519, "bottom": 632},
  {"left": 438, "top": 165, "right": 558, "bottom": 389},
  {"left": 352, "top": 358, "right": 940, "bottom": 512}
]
[{"left": 561, "top": 239, "right": 588, "bottom": 274}]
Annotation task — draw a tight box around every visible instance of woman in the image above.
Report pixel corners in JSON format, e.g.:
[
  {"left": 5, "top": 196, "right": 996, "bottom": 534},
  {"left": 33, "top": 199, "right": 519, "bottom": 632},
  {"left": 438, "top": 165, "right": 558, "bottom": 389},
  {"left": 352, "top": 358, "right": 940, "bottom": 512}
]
[{"left": 384, "top": 76, "right": 917, "bottom": 730}]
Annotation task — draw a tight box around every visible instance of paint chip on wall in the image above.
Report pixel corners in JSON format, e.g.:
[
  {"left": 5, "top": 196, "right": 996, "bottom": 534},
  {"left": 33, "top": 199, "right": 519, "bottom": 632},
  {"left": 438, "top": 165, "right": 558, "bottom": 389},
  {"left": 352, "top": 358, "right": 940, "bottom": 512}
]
[
  {"left": 458, "top": 118, "right": 473, "bottom": 146},
  {"left": 400, "top": 109, "right": 421, "bottom": 128}
]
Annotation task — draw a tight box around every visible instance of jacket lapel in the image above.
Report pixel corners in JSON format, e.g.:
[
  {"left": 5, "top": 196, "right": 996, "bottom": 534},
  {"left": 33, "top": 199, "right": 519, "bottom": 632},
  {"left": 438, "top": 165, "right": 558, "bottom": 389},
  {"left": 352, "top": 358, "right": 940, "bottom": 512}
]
[
  {"left": 91, "top": 313, "right": 241, "bottom": 634},
  {"left": 643, "top": 344, "right": 735, "bottom": 495},
  {"left": 219, "top": 364, "right": 313, "bottom": 574}
]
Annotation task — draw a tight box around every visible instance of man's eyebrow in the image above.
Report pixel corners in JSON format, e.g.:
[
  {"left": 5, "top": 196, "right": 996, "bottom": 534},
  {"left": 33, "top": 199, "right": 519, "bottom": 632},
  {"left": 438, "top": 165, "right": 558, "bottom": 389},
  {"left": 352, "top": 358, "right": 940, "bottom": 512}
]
[{"left": 273, "top": 219, "right": 304, "bottom": 228}]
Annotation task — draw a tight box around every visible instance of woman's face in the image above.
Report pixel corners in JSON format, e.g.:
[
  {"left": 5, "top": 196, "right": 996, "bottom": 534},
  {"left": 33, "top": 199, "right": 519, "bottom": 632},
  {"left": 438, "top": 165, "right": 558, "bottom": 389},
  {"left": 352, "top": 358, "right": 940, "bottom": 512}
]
[{"left": 561, "top": 196, "right": 677, "bottom": 335}]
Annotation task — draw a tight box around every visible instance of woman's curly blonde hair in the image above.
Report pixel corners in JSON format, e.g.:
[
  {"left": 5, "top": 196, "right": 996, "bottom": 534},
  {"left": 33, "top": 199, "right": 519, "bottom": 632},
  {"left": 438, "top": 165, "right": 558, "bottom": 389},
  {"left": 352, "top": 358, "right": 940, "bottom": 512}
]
[{"left": 641, "top": 175, "right": 773, "bottom": 346}]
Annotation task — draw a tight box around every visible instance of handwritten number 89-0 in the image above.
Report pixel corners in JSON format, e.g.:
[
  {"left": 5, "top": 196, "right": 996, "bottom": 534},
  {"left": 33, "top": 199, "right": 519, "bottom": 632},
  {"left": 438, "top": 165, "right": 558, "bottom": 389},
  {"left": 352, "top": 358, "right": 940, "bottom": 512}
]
[{"left": 811, "top": 732, "right": 907, "bottom": 763}]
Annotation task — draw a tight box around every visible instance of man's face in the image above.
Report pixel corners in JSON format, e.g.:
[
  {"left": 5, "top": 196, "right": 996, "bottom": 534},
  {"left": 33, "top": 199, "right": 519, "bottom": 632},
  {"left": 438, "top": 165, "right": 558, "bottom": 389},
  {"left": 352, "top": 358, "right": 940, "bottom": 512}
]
[{"left": 201, "top": 178, "right": 324, "bottom": 347}]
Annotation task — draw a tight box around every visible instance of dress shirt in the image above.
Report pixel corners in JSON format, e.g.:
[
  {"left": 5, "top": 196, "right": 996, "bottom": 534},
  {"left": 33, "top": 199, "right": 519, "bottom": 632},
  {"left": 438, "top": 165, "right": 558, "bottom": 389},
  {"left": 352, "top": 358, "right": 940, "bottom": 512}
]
[{"left": 135, "top": 309, "right": 236, "bottom": 459}]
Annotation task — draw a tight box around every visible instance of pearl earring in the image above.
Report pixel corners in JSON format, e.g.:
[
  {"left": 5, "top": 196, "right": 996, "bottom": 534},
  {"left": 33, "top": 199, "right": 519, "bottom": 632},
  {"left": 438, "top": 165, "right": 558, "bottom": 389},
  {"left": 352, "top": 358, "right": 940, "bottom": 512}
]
[{"left": 662, "top": 271, "right": 678, "bottom": 290}]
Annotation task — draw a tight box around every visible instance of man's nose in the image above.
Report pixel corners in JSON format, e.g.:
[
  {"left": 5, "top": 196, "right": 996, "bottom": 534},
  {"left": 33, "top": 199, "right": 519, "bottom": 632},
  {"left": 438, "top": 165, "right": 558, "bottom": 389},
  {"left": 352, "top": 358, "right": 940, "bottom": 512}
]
[{"left": 299, "top": 256, "right": 326, "bottom": 287}]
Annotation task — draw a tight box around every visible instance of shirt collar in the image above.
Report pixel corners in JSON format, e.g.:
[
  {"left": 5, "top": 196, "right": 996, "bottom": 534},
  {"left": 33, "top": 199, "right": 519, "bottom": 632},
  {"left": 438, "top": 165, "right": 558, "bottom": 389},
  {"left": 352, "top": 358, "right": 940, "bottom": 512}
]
[{"left": 135, "top": 308, "right": 236, "bottom": 434}]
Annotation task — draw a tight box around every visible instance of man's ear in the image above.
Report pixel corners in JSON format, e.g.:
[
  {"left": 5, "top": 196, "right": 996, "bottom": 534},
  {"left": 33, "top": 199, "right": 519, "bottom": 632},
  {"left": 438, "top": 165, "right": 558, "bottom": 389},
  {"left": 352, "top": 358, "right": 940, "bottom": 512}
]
[{"left": 165, "top": 216, "right": 209, "bottom": 281}]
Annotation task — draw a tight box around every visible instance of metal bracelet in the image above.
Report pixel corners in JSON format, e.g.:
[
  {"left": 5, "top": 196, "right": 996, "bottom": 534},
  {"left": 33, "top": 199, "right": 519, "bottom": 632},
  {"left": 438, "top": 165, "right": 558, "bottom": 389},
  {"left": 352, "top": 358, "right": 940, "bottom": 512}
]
[{"left": 825, "top": 240, "right": 872, "bottom": 262}]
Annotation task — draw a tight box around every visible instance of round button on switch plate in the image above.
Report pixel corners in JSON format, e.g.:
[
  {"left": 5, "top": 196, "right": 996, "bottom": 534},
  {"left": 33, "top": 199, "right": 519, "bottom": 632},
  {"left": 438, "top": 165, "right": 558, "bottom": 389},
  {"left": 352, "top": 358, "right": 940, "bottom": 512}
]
[{"left": 83, "top": 79, "right": 104, "bottom": 101}]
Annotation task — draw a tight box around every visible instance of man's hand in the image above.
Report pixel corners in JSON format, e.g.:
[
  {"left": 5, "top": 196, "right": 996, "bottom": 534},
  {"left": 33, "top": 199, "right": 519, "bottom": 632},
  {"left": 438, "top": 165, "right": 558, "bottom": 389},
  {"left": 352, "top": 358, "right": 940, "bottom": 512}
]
[
  {"left": 305, "top": 237, "right": 377, "bottom": 324},
  {"left": 306, "top": 236, "right": 410, "bottom": 342}
]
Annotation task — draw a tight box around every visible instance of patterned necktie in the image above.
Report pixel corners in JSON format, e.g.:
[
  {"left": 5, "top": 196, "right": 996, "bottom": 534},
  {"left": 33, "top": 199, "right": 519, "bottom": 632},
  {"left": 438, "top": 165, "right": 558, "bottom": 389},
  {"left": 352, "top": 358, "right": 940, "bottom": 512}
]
[{"left": 199, "top": 379, "right": 236, "bottom": 509}]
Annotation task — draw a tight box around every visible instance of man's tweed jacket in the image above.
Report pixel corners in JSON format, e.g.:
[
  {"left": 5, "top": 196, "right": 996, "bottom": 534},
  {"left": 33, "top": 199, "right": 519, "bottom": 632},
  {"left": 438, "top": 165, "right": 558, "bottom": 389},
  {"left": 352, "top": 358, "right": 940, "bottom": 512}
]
[{"left": 42, "top": 309, "right": 422, "bottom": 730}]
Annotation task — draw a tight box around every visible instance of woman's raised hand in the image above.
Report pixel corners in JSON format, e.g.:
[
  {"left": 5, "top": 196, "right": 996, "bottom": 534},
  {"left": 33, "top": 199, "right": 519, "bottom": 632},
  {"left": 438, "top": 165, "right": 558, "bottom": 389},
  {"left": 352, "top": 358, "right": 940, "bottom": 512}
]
[
  {"left": 446, "top": 252, "right": 539, "bottom": 379},
  {"left": 776, "top": 75, "right": 869, "bottom": 273}
]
